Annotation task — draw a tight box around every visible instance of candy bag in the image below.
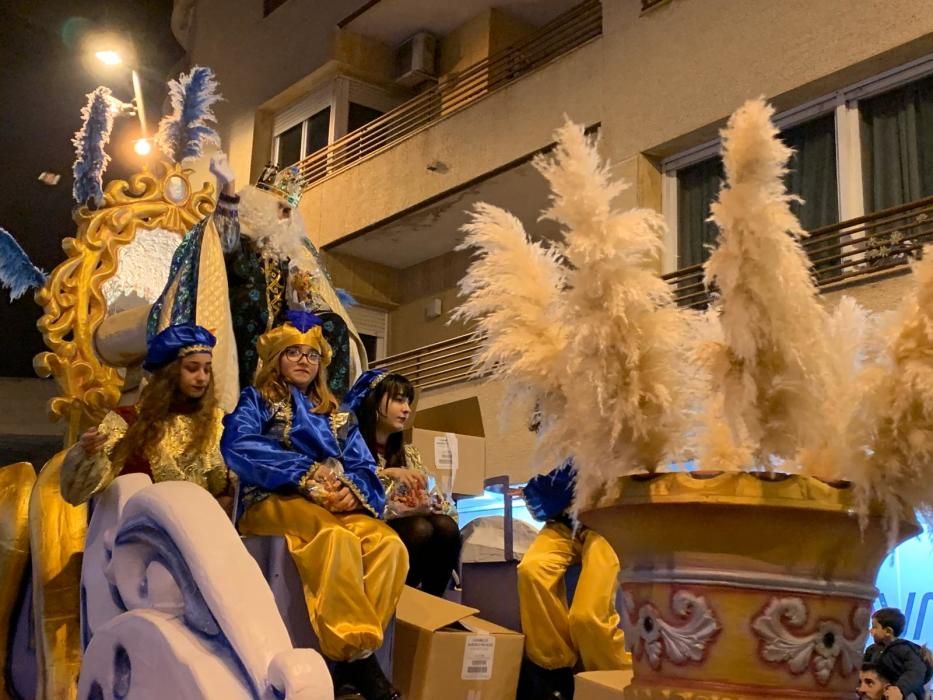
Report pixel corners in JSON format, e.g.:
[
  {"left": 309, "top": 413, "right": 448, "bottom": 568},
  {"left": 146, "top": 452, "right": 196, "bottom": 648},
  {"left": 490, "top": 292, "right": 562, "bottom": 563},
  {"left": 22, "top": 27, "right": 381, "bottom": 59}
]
[
  {"left": 385, "top": 474, "right": 450, "bottom": 519},
  {"left": 302, "top": 457, "right": 346, "bottom": 509}
]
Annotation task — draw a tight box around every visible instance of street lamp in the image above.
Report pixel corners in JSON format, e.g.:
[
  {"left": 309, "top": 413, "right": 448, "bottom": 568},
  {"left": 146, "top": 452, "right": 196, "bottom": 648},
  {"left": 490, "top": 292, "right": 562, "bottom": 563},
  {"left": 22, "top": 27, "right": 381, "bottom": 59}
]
[
  {"left": 92, "top": 41, "right": 149, "bottom": 149},
  {"left": 95, "top": 50, "right": 122, "bottom": 66}
]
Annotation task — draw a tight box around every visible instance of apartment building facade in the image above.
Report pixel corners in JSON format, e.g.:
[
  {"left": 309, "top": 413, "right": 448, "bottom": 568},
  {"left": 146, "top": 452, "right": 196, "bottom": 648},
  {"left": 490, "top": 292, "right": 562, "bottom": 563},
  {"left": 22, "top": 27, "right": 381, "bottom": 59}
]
[{"left": 177, "top": 0, "right": 933, "bottom": 484}]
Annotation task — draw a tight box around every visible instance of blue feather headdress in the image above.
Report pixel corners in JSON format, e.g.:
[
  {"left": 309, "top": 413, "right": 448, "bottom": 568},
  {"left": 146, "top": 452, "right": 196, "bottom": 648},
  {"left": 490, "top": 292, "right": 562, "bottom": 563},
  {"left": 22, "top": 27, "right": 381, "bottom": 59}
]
[
  {"left": 0, "top": 228, "right": 47, "bottom": 301},
  {"left": 156, "top": 66, "right": 222, "bottom": 164},
  {"left": 72, "top": 86, "right": 115, "bottom": 207}
]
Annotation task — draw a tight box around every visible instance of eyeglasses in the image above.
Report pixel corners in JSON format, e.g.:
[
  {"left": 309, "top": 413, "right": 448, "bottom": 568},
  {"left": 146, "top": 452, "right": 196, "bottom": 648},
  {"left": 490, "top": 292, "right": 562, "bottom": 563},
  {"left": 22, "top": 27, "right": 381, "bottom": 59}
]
[{"left": 284, "top": 347, "right": 322, "bottom": 364}]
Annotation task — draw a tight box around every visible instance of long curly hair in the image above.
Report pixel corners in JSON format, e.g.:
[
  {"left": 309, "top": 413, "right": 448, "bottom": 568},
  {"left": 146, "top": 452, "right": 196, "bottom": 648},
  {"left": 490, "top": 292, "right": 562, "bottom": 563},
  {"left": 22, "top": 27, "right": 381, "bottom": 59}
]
[
  {"left": 357, "top": 373, "right": 416, "bottom": 467},
  {"left": 254, "top": 352, "right": 338, "bottom": 414},
  {"left": 110, "top": 359, "right": 218, "bottom": 469}
]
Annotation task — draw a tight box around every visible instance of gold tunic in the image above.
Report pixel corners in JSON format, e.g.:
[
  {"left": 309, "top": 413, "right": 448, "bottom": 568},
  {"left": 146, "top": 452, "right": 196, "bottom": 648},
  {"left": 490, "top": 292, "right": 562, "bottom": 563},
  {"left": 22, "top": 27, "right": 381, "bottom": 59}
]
[{"left": 60, "top": 407, "right": 230, "bottom": 505}]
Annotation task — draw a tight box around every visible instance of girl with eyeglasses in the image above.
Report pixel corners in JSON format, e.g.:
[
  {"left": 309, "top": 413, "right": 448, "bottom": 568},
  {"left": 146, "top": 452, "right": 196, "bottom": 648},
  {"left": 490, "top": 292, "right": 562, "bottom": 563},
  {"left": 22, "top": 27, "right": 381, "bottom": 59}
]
[{"left": 220, "top": 310, "right": 405, "bottom": 700}]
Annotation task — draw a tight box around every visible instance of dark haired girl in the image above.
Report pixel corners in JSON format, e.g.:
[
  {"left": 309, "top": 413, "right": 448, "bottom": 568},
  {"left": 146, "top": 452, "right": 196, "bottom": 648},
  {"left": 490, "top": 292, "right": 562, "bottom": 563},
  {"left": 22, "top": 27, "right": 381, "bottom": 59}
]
[{"left": 346, "top": 370, "right": 461, "bottom": 597}]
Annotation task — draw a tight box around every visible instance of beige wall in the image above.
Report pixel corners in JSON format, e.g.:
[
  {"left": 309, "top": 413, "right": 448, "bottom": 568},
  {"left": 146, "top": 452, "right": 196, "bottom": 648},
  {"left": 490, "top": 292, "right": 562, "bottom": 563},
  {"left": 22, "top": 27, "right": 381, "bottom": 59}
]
[
  {"left": 599, "top": 0, "right": 933, "bottom": 162},
  {"left": 389, "top": 250, "right": 472, "bottom": 355},
  {"left": 439, "top": 10, "right": 495, "bottom": 76},
  {"left": 322, "top": 248, "right": 475, "bottom": 355},
  {"left": 417, "top": 377, "right": 541, "bottom": 484},
  {"left": 192, "top": 0, "right": 933, "bottom": 244},
  {"left": 0, "top": 378, "right": 64, "bottom": 437},
  {"left": 323, "top": 250, "right": 399, "bottom": 308},
  {"left": 300, "top": 39, "right": 603, "bottom": 248},
  {"left": 821, "top": 271, "right": 916, "bottom": 314},
  {"left": 185, "top": 0, "right": 398, "bottom": 181},
  {"left": 184, "top": 0, "right": 933, "bottom": 484},
  {"left": 488, "top": 9, "right": 536, "bottom": 56},
  {"left": 388, "top": 286, "right": 471, "bottom": 355},
  {"left": 437, "top": 8, "right": 535, "bottom": 76}
]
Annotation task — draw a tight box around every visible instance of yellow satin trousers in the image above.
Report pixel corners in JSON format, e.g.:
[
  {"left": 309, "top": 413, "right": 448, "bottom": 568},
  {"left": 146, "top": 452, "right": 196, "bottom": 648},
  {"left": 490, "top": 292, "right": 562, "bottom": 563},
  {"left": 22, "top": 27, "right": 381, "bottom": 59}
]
[
  {"left": 517, "top": 522, "right": 630, "bottom": 671},
  {"left": 239, "top": 495, "right": 408, "bottom": 662},
  {"left": 1, "top": 463, "right": 36, "bottom": 699}
]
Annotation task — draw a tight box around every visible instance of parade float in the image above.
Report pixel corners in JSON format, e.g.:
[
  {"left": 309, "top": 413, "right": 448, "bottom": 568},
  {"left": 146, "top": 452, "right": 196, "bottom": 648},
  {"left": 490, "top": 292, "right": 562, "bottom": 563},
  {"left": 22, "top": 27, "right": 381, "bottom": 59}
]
[
  {"left": 0, "top": 69, "right": 334, "bottom": 699},
  {"left": 454, "top": 98, "right": 931, "bottom": 698},
  {"left": 1, "top": 57, "right": 930, "bottom": 698}
]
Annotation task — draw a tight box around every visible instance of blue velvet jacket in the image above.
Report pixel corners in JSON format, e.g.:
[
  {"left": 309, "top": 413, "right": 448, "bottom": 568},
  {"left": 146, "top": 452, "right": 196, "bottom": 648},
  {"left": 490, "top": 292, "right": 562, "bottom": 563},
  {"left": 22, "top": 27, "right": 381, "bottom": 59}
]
[
  {"left": 523, "top": 460, "right": 576, "bottom": 523},
  {"left": 221, "top": 385, "right": 385, "bottom": 518}
]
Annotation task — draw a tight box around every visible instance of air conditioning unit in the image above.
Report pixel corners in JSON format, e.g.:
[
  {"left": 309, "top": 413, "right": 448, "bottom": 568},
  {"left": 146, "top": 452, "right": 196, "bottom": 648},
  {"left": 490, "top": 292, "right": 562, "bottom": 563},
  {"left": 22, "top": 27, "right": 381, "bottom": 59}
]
[{"left": 394, "top": 32, "right": 437, "bottom": 88}]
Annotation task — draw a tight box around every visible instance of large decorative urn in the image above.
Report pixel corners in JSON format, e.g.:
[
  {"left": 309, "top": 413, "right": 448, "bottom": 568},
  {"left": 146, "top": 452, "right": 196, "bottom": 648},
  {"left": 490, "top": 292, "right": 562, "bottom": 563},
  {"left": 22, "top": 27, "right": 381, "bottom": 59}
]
[{"left": 579, "top": 472, "right": 919, "bottom": 699}]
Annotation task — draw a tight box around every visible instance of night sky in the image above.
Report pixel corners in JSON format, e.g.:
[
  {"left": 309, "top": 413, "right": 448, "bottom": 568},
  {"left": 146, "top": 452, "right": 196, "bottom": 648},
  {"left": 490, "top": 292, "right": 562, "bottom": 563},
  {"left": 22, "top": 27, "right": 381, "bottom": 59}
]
[{"left": 0, "top": 1, "right": 182, "bottom": 377}]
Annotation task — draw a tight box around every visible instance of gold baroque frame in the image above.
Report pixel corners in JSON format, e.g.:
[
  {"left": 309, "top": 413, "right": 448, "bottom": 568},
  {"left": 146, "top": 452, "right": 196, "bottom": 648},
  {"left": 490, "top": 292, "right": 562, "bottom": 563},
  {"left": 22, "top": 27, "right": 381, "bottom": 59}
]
[{"left": 33, "top": 161, "right": 215, "bottom": 445}]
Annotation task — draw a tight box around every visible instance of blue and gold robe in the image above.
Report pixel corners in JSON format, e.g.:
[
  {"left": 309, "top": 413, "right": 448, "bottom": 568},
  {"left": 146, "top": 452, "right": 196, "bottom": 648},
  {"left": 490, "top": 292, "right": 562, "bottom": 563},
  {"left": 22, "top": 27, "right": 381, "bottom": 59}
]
[{"left": 221, "top": 385, "right": 385, "bottom": 517}]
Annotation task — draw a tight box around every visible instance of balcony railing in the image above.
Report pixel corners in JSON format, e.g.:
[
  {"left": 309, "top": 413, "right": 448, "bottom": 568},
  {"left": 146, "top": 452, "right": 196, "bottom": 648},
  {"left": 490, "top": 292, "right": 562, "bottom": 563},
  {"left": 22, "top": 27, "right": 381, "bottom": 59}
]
[
  {"left": 373, "top": 196, "right": 933, "bottom": 390},
  {"left": 665, "top": 194, "right": 933, "bottom": 308},
  {"left": 292, "top": 0, "right": 603, "bottom": 190},
  {"left": 371, "top": 333, "right": 477, "bottom": 391}
]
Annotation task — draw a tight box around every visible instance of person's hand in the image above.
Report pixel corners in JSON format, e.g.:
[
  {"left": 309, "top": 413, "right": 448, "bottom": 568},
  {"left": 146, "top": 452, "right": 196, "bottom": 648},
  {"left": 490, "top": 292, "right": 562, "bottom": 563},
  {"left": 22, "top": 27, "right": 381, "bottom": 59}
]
[
  {"left": 209, "top": 152, "right": 236, "bottom": 193},
  {"left": 883, "top": 686, "right": 903, "bottom": 700},
  {"left": 382, "top": 467, "right": 427, "bottom": 491},
  {"left": 216, "top": 494, "right": 235, "bottom": 517},
  {"left": 79, "top": 427, "right": 108, "bottom": 456},
  {"left": 329, "top": 484, "right": 361, "bottom": 513}
]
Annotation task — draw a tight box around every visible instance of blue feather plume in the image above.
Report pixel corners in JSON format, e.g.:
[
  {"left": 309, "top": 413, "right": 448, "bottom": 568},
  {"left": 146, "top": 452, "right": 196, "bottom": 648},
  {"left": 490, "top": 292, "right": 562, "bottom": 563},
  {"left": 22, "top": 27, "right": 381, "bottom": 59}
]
[
  {"left": 336, "top": 288, "right": 357, "bottom": 308},
  {"left": 72, "top": 87, "right": 114, "bottom": 206},
  {"left": 156, "top": 66, "right": 222, "bottom": 163},
  {"left": 0, "top": 228, "right": 47, "bottom": 301}
]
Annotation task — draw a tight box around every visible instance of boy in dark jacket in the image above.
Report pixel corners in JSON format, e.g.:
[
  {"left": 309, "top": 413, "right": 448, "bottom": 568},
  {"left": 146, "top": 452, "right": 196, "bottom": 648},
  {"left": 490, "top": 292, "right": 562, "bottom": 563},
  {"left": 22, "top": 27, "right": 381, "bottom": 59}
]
[{"left": 863, "top": 608, "right": 933, "bottom": 700}]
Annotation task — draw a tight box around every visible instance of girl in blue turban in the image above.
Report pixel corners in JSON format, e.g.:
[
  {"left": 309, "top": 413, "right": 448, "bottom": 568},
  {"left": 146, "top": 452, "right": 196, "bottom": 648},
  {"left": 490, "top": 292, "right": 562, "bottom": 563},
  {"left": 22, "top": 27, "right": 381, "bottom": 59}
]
[
  {"left": 344, "top": 369, "right": 460, "bottom": 598},
  {"left": 59, "top": 323, "right": 233, "bottom": 511}
]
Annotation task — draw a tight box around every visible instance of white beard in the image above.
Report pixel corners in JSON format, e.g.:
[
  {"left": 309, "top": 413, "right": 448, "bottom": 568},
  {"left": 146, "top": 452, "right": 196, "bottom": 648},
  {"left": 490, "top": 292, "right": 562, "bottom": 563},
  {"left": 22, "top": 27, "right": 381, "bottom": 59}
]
[{"left": 237, "top": 185, "right": 312, "bottom": 264}]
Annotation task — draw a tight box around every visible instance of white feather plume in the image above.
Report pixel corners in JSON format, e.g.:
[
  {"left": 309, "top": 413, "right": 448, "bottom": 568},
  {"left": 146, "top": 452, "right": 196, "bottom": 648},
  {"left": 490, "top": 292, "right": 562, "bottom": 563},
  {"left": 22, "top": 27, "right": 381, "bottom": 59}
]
[
  {"left": 537, "top": 122, "right": 689, "bottom": 508},
  {"left": 857, "top": 247, "right": 933, "bottom": 532},
  {"left": 455, "top": 119, "right": 690, "bottom": 510},
  {"left": 701, "top": 98, "right": 840, "bottom": 468},
  {"left": 452, "top": 202, "right": 568, "bottom": 424}
]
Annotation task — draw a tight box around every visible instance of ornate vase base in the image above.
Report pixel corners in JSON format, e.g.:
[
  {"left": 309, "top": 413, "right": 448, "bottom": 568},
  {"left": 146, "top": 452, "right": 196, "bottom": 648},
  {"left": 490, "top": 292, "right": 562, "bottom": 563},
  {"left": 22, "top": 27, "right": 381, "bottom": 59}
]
[{"left": 579, "top": 472, "right": 919, "bottom": 700}]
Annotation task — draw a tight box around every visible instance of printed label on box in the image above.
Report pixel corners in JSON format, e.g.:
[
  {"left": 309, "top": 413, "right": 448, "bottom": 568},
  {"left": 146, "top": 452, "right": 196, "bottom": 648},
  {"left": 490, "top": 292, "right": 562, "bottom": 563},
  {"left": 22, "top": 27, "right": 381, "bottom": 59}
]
[
  {"left": 461, "top": 635, "right": 495, "bottom": 681},
  {"left": 434, "top": 434, "right": 459, "bottom": 471}
]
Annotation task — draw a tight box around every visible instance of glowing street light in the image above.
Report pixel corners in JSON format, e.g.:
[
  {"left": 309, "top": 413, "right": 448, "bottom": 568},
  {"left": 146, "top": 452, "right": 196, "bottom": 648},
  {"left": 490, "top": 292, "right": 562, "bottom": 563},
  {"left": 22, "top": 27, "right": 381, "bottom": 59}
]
[
  {"left": 134, "top": 139, "right": 152, "bottom": 157},
  {"left": 90, "top": 38, "right": 149, "bottom": 144},
  {"left": 95, "top": 50, "right": 122, "bottom": 66}
]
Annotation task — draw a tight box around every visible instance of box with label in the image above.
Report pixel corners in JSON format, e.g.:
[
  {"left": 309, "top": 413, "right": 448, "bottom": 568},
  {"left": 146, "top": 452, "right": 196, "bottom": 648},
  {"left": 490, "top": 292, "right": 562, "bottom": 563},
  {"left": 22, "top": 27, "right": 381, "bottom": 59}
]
[
  {"left": 574, "top": 670, "right": 634, "bottom": 700},
  {"left": 394, "top": 586, "right": 523, "bottom": 700},
  {"left": 409, "top": 428, "right": 486, "bottom": 496}
]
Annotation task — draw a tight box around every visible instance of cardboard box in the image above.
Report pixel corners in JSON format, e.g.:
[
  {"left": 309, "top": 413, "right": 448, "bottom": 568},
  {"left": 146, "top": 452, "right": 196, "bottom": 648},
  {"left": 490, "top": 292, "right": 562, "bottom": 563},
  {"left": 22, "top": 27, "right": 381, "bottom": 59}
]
[
  {"left": 394, "top": 586, "right": 523, "bottom": 700},
  {"left": 409, "top": 428, "right": 486, "bottom": 496},
  {"left": 574, "top": 670, "right": 634, "bottom": 700}
]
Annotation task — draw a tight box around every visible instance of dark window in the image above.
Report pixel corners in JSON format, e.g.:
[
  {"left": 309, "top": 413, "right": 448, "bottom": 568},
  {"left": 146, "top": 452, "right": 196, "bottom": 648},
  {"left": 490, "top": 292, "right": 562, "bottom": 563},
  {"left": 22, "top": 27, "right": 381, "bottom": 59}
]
[
  {"left": 859, "top": 73, "right": 933, "bottom": 266},
  {"left": 782, "top": 113, "right": 839, "bottom": 231},
  {"left": 782, "top": 113, "right": 840, "bottom": 277},
  {"left": 276, "top": 122, "right": 302, "bottom": 168},
  {"left": 263, "top": 0, "right": 289, "bottom": 17},
  {"left": 305, "top": 107, "right": 331, "bottom": 157},
  {"left": 676, "top": 157, "right": 723, "bottom": 267},
  {"left": 860, "top": 72, "right": 933, "bottom": 213},
  {"left": 676, "top": 115, "right": 839, "bottom": 269},
  {"left": 348, "top": 102, "right": 384, "bottom": 133},
  {"left": 360, "top": 333, "right": 379, "bottom": 363}
]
